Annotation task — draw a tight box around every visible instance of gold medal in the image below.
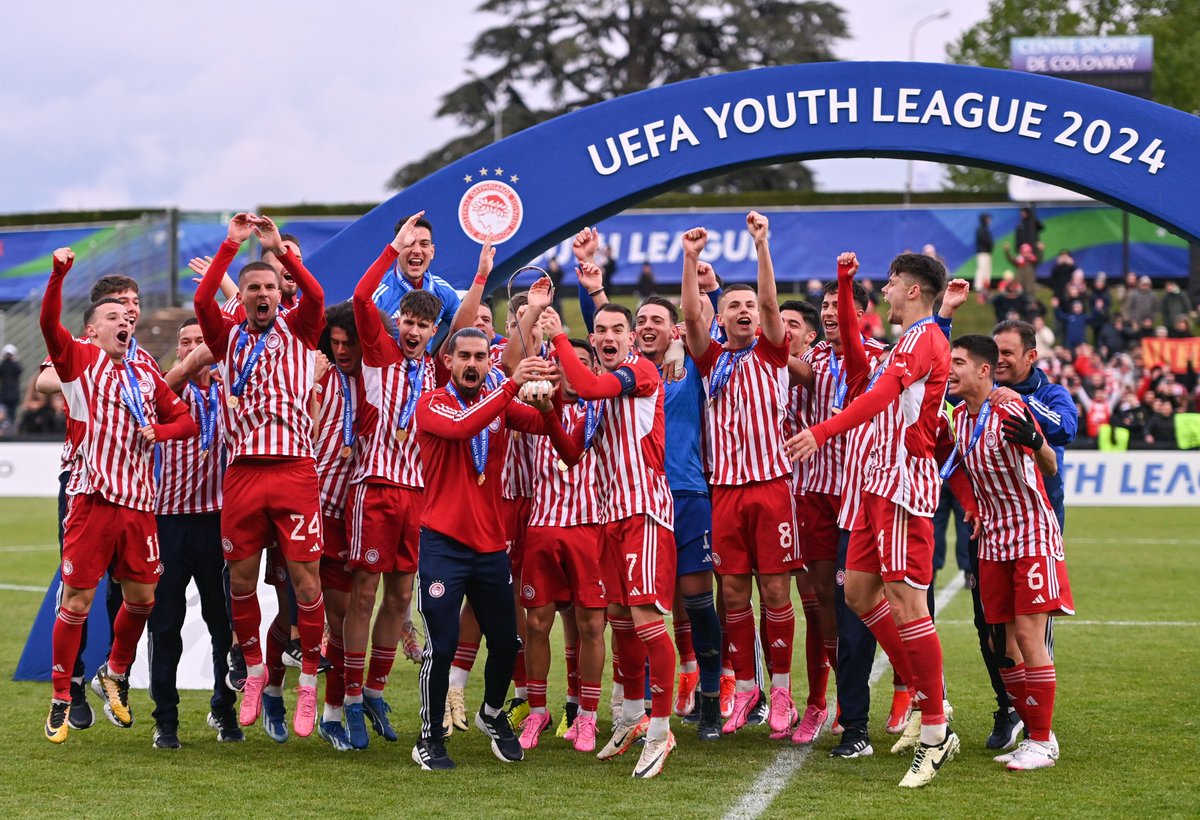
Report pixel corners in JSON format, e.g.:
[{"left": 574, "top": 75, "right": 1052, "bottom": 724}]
[
  {"left": 477, "top": 473, "right": 487, "bottom": 486},
  {"left": 395, "top": 428, "right": 408, "bottom": 442},
  {"left": 512, "top": 431, "right": 522, "bottom": 441},
  {"left": 831, "top": 406, "right": 842, "bottom": 415},
  {"left": 556, "top": 459, "right": 569, "bottom": 472},
  {"left": 226, "top": 395, "right": 240, "bottom": 408},
  {"left": 339, "top": 446, "right": 352, "bottom": 459}
]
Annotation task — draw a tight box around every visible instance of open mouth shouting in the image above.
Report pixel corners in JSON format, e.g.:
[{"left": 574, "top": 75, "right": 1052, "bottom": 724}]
[
  {"left": 460, "top": 366, "right": 480, "bottom": 387},
  {"left": 402, "top": 334, "right": 423, "bottom": 357},
  {"left": 116, "top": 330, "right": 130, "bottom": 346}
]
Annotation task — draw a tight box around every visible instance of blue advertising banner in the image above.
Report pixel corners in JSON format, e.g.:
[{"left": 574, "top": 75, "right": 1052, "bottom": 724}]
[{"left": 1011, "top": 36, "right": 1154, "bottom": 75}]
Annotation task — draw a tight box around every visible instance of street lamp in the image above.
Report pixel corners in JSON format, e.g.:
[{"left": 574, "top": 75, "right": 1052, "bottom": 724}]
[
  {"left": 467, "top": 70, "right": 506, "bottom": 144},
  {"left": 904, "top": 9, "right": 951, "bottom": 207}
]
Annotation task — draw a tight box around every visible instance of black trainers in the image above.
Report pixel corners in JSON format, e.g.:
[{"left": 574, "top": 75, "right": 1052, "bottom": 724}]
[
  {"left": 746, "top": 689, "right": 770, "bottom": 726},
  {"left": 207, "top": 709, "right": 245, "bottom": 742},
  {"left": 91, "top": 663, "right": 133, "bottom": 727},
  {"left": 412, "top": 736, "right": 456, "bottom": 770},
  {"left": 45, "top": 700, "right": 70, "bottom": 743},
  {"left": 830, "top": 726, "right": 874, "bottom": 758},
  {"left": 225, "top": 645, "right": 247, "bottom": 692},
  {"left": 697, "top": 693, "right": 722, "bottom": 741},
  {"left": 318, "top": 653, "right": 333, "bottom": 674},
  {"left": 282, "top": 638, "right": 304, "bottom": 669},
  {"left": 986, "top": 707, "right": 1023, "bottom": 750},
  {"left": 475, "top": 705, "right": 524, "bottom": 762},
  {"left": 563, "top": 700, "right": 579, "bottom": 729},
  {"left": 153, "top": 723, "right": 182, "bottom": 749},
  {"left": 68, "top": 678, "right": 94, "bottom": 730}
]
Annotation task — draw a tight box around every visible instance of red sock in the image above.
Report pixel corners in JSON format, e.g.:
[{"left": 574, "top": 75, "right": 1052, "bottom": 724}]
[
  {"left": 724, "top": 606, "right": 756, "bottom": 683},
  {"left": 452, "top": 641, "right": 479, "bottom": 672},
  {"left": 764, "top": 604, "right": 795, "bottom": 685},
  {"left": 324, "top": 633, "right": 345, "bottom": 707},
  {"left": 998, "top": 663, "right": 1028, "bottom": 723},
  {"left": 823, "top": 639, "right": 839, "bottom": 675},
  {"left": 610, "top": 616, "right": 645, "bottom": 697},
  {"left": 527, "top": 679, "right": 548, "bottom": 710},
  {"left": 611, "top": 650, "right": 621, "bottom": 688},
  {"left": 635, "top": 620, "right": 676, "bottom": 719},
  {"left": 108, "top": 601, "right": 154, "bottom": 676},
  {"left": 801, "top": 599, "right": 829, "bottom": 708},
  {"left": 266, "top": 621, "right": 289, "bottom": 687},
  {"left": 564, "top": 641, "right": 580, "bottom": 699},
  {"left": 860, "top": 599, "right": 915, "bottom": 689},
  {"left": 1023, "top": 665, "right": 1057, "bottom": 742},
  {"left": 898, "top": 616, "right": 945, "bottom": 725},
  {"left": 230, "top": 590, "right": 263, "bottom": 667},
  {"left": 580, "top": 680, "right": 602, "bottom": 713},
  {"left": 343, "top": 651, "right": 366, "bottom": 699},
  {"left": 52, "top": 608, "right": 88, "bottom": 700},
  {"left": 513, "top": 647, "right": 527, "bottom": 690},
  {"left": 366, "top": 646, "right": 396, "bottom": 693},
  {"left": 673, "top": 619, "right": 696, "bottom": 666},
  {"left": 295, "top": 594, "right": 325, "bottom": 677}
]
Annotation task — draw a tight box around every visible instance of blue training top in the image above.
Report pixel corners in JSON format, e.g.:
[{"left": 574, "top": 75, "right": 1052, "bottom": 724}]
[{"left": 372, "top": 268, "right": 463, "bottom": 349}]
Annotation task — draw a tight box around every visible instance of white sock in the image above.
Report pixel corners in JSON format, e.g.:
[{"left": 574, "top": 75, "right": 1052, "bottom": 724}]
[
  {"left": 298, "top": 673, "right": 317, "bottom": 689},
  {"left": 580, "top": 709, "right": 597, "bottom": 720},
  {"left": 323, "top": 704, "right": 343, "bottom": 723},
  {"left": 734, "top": 678, "right": 756, "bottom": 694},
  {"left": 566, "top": 695, "right": 579, "bottom": 705},
  {"left": 611, "top": 682, "right": 625, "bottom": 702},
  {"left": 531, "top": 706, "right": 548, "bottom": 715},
  {"left": 448, "top": 667, "right": 469, "bottom": 690},
  {"left": 483, "top": 703, "right": 503, "bottom": 718},
  {"left": 264, "top": 685, "right": 283, "bottom": 697},
  {"left": 515, "top": 686, "right": 528, "bottom": 700},
  {"left": 622, "top": 698, "right": 644, "bottom": 724},
  {"left": 647, "top": 716, "right": 669, "bottom": 741},
  {"left": 721, "top": 667, "right": 734, "bottom": 677},
  {"left": 682, "top": 660, "right": 698, "bottom": 673},
  {"left": 247, "top": 663, "right": 265, "bottom": 678},
  {"left": 363, "top": 686, "right": 383, "bottom": 699},
  {"left": 920, "top": 721, "right": 947, "bottom": 746},
  {"left": 344, "top": 693, "right": 363, "bottom": 705},
  {"left": 771, "top": 673, "right": 790, "bottom": 690}
]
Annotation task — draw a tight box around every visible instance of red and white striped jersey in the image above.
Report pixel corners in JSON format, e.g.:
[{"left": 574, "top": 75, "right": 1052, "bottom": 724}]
[
  {"left": 803, "top": 339, "right": 889, "bottom": 497},
  {"left": 528, "top": 401, "right": 602, "bottom": 527},
  {"left": 57, "top": 348, "right": 191, "bottom": 512},
  {"left": 953, "top": 400, "right": 1063, "bottom": 562},
  {"left": 211, "top": 314, "right": 318, "bottom": 462},
  {"left": 502, "top": 423, "right": 538, "bottom": 500},
  {"left": 694, "top": 335, "right": 791, "bottom": 486},
  {"left": 591, "top": 353, "right": 673, "bottom": 528},
  {"left": 313, "top": 367, "right": 357, "bottom": 520},
  {"left": 156, "top": 379, "right": 224, "bottom": 515},
  {"left": 353, "top": 351, "right": 436, "bottom": 489},
  {"left": 785, "top": 383, "right": 808, "bottom": 494},
  {"left": 489, "top": 339, "right": 507, "bottom": 369},
  {"left": 860, "top": 322, "right": 949, "bottom": 517}
]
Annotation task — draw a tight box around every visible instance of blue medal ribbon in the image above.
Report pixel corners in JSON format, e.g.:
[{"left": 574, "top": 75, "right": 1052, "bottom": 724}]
[
  {"left": 579, "top": 398, "right": 604, "bottom": 449},
  {"left": 119, "top": 360, "right": 149, "bottom": 427},
  {"left": 939, "top": 399, "right": 993, "bottom": 479},
  {"left": 230, "top": 320, "right": 275, "bottom": 400},
  {"left": 127, "top": 336, "right": 139, "bottom": 361},
  {"left": 188, "top": 381, "right": 219, "bottom": 451},
  {"left": 827, "top": 351, "right": 849, "bottom": 411},
  {"left": 445, "top": 381, "right": 489, "bottom": 478},
  {"left": 397, "top": 357, "right": 426, "bottom": 434},
  {"left": 708, "top": 339, "right": 757, "bottom": 400},
  {"left": 336, "top": 369, "right": 355, "bottom": 452}
]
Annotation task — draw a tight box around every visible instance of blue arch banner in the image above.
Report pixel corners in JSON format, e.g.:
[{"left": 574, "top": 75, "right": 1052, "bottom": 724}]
[{"left": 309, "top": 61, "right": 1200, "bottom": 299}]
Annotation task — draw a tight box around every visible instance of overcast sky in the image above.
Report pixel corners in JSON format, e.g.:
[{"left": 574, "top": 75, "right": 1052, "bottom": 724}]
[{"left": 0, "top": 0, "right": 988, "bottom": 214}]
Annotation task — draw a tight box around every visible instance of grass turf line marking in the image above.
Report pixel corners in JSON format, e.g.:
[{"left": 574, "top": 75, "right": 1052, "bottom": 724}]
[
  {"left": 0, "top": 544, "right": 56, "bottom": 553},
  {"left": 724, "top": 572, "right": 966, "bottom": 820},
  {"left": 0, "top": 583, "right": 45, "bottom": 592}
]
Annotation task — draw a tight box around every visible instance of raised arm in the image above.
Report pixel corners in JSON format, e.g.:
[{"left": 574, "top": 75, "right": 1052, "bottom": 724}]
[
  {"left": 747, "top": 211, "right": 784, "bottom": 346},
  {"left": 40, "top": 249, "right": 85, "bottom": 378},
  {"left": 549, "top": 331, "right": 631, "bottom": 401},
  {"left": 680, "top": 228, "right": 712, "bottom": 358},
  {"left": 502, "top": 275, "right": 554, "bottom": 376},
  {"left": 196, "top": 215, "right": 254, "bottom": 354},
  {"left": 163, "top": 343, "right": 215, "bottom": 393},
  {"left": 936, "top": 278, "right": 971, "bottom": 340},
  {"left": 836, "top": 252, "right": 870, "bottom": 393},
  {"left": 447, "top": 240, "right": 496, "bottom": 337},
  {"left": 573, "top": 227, "right": 606, "bottom": 333},
  {"left": 256, "top": 216, "right": 325, "bottom": 344},
  {"left": 353, "top": 245, "right": 399, "bottom": 361}
]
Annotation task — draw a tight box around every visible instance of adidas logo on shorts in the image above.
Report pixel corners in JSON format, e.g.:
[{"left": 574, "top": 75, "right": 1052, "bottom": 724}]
[{"left": 1032, "top": 594, "right": 1046, "bottom": 604}]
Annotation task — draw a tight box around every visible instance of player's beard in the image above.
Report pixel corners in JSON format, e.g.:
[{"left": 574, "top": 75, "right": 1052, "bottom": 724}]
[{"left": 454, "top": 368, "right": 482, "bottom": 400}]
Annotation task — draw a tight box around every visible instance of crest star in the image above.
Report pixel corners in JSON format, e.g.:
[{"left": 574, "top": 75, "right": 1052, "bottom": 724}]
[
  {"left": 479, "top": 167, "right": 488, "bottom": 176},
  {"left": 494, "top": 167, "right": 504, "bottom": 175},
  {"left": 463, "top": 174, "right": 473, "bottom": 183},
  {"left": 510, "top": 174, "right": 519, "bottom": 183}
]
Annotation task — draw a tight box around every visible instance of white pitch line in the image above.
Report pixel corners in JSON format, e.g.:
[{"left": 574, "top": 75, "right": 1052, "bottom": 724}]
[
  {"left": 0, "top": 543, "right": 56, "bottom": 553},
  {"left": 938, "top": 618, "right": 1199, "bottom": 628},
  {"left": 724, "top": 572, "right": 966, "bottom": 820},
  {"left": 0, "top": 583, "right": 45, "bottom": 592}
]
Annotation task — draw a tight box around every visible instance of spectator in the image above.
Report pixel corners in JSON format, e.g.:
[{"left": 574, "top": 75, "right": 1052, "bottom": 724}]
[
  {"left": 594, "top": 243, "right": 617, "bottom": 279},
  {"left": 974, "top": 213, "right": 993, "bottom": 301},
  {"left": 635, "top": 262, "right": 657, "bottom": 297},
  {"left": 1144, "top": 397, "right": 1177, "bottom": 448},
  {"left": 544, "top": 257, "right": 565, "bottom": 314},
  {"left": 0, "top": 345, "right": 21, "bottom": 428},
  {"left": 1015, "top": 206, "right": 1045, "bottom": 263},
  {"left": 1055, "top": 300, "right": 1090, "bottom": 350},
  {"left": 992, "top": 278, "right": 1038, "bottom": 323},
  {"left": 859, "top": 300, "right": 887, "bottom": 342},
  {"left": 1135, "top": 316, "right": 1157, "bottom": 340},
  {"left": 805, "top": 279, "right": 825, "bottom": 310},
  {"left": 1003, "top": 242, "right": 1039, "bottom": 294},
  {"left": 1162, "top": 281, "right": 1195, "bottom": 328},
  {"left": 1032, "top": 315, "right": 1056, "bottom": 361},
  {"left": 1112, "top": 386, "right": 1149, "bottom": 441},
  {"left": 1048, "top": 250, "right": 1078, "bottom": 303},
  {"left": 1168, "top": 315, "right": 1194, "bottom": 339},
  {"left": 1123, "top": 275, "right": 1159, "bottom": 326}
]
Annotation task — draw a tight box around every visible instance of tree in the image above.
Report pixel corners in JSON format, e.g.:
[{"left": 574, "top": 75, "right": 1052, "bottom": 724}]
[
  {"left": 942, "top": 0, "right": 1198, "bottom": 192},
  {"left": 388, "top": 0, "right": 849, "bottom": 192}
]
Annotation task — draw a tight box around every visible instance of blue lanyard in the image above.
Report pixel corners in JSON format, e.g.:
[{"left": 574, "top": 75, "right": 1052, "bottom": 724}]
[
  {"left": 708, "top": 339, "right": 757, "bottom": 399},
  {"left": 579, "top": 398, "right": 604, "bottom": 449},
  {"left": 336, "top": 369, "right": 355, "bottom": 454},
  {"left": 230, "top": 320, "right": 275, "bottom": 400},
  {"left": 119, "top": 360, "right": 148, "bottom": 427},
  {"left": 128, "top": 336, "right": 139, "bottom": 361},
  {"left": 940, "top": 400, "right": 993, "bottom": 479},
  {"left": 397, "top": 357, "right": 426, "bottom": 435},
  {"left": 445, "top": 381, "right": 489, "bottom": 479},
  {"left": 188, "top": 381, "right": 219, "bottom": 451},
  {"left": 827, "top": 350, "right": 849, "bottom": 411},
  {"left": 864, "top": 317, "right": 933, "bottom": 394}
]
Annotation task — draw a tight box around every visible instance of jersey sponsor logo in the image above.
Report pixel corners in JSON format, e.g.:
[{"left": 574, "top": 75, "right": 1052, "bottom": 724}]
[
  {"left": 365, "top": 548, "right": 380, "bottom": 565},
  {"left": 428, "top": 580, "right": 446, "bottom": 598},
  {"left": 458, "top": 179, "right": 523, "bottom": 245},
  {"left": 221, "top": 538, "right": 233, "bottom": 554},
  {"left": 62, "top": 559, "right": 74, "bottom": 576},
  {"left": 630, "top": 586, "right": 642, "bottom": 596},
  {"left": 984, "top": 430, "right": 1000, "bottom": 449},
  {"left": 522, "top": 584, "right": 535, "bottom": 600},
  {"left": 1031, "top": 593, "right": 1046, "bottom": 605}
]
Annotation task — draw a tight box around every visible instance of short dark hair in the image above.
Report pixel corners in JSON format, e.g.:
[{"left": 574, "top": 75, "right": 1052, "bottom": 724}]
[
  {"left": 399, "top": 289, "right": 442, "bottom": 323},
  {"left": 259, "top": 233, "right": 301, "bottom": 260},
  {"left": 568, "top": 338, "right": 596, "bottom": 364},
  {"left": 178, "top": 317, "right": 200, "bottom": 332},
  {"left": 889, "top": 253, "right": 946, "bottom": 299},
  {"left": 718, "top": 283, "right": 756, "bottom": 306},
  {"left": 238, "top": 261, "right": 280, "bottom": 284},
  {"left": 637, "top": 295, "right": 678, "bottom": 325},
  {"left": 447, "top": 327, "right": 488, "bottom": 354},
  {"left": 321, "top": 301, "right": 359, "bottom": 354},
  {"left": 85, "top": 297, "right": 124, "bottom": 326},
  {"left": 992, "top": 319, "right": 1037, "bottom": 353},
  {"left": 821, "top": 279, "right": 869, "bottom": 311},
  {"left": 780, "top": 300, "right": 820, "bottom": 333},
  {"left": 90, "top": 275, "right": 139, "bottom": 302},
  {"left": 595, "top": 302, "right": 634, "bottom": 329},
  {"left": 393, "top": 214, "right": 434, "bottom": 239},
  {"left": 952, "top": 334, "right": 999, "bottom": 371},
  {"left": 508, "top": 292, "right": 530, "bottom": 314}
]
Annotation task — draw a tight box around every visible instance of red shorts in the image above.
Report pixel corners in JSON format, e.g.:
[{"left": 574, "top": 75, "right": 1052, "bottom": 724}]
[
  {"left": 61, "top": 493, "right": 161, "bottom": 588},
  {"left": 711, "top": 478, "right": 801, "bottom": 576},
  {"left": 320, "top": 515, "right": 352, "bottom": 594},
  {"left": 521, "top": 524, "right": 606, "bottom": 610},
  {"left": 801, "top": 491, "right": 841, "bottom": 564},
  {"left": 979, "top": 555, "right": 1075, "bottom": 625},
  {"left": 504, "top": 495, "right": 533, "bottom": 579},
  {"left": 600, "top": 516, "right": 676, "bottom": 613},
  {"left": 846, "top": 493, "right": 934, "bottom": 588},
  {"left": 347, "top": 482, "right": 422, "bottom": 574},
  {"left": 222, "top": 458, "right": 323, "bottom": 564}
]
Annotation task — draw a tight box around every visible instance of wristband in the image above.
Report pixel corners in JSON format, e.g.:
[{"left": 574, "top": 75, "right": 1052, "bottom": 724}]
[
  {"left": 588, "top": 287, "right": 605, "bottom": 297},
  {"left": 474, "top": 274, "right": 488, "bottom": 286}
]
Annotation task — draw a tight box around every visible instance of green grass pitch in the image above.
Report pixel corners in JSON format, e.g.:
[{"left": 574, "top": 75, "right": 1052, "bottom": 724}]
[{"left": 0, "top": 498, "right": 1198, "bottom": 817}]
